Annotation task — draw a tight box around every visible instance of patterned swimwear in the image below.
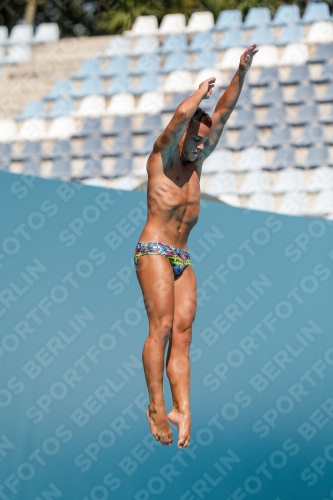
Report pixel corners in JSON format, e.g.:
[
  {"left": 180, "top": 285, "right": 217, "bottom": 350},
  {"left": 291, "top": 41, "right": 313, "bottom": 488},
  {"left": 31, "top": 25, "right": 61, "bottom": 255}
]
[{"left": 134, "top": 242, "right": 192, "bottom": 276}]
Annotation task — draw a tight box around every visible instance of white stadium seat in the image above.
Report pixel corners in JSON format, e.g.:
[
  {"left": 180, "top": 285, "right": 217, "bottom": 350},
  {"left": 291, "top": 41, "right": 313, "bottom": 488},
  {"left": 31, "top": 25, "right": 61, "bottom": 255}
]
[
  {"left": 248, "top": 193, "right": 274, "bottom": 212},
  {"left": 76, "top": 95, "right": 106, "bottom": 116},
  {"left": 193, "top": 69, "right": 222, "bottom": 89},
  {"left": 127, "top": 16, "right": 158, "bottom": 36},
  {"left": 0, "top": 119, "right": 17, "bottom": 141},
  {"left": 47, "top": 117, "right": 76, "bottom": 139},
  {"left": 82, "top": 178, "right": 108, "bottom": 188},
  {"left": 133, "top": 155, "right": 149, "bottom": 177},
  {"left": 202, "top": 172, "right": 237, "bottom": 197},
  {"left": 7, "top": 25, "right": 33, "bottom": 45},
  {"left": 106, "top": 93, "right": 135, "bottom": 115},
  {"left": 159, "top": 14, "right": 186, "bottom": 34},
  {"left": 278, "top": 190, "right": 309, "bottom": 215},
  {"left": 306, "top": 21, "right": 333, "bottom": 44},
  {"left": 135, "top": 92, "right": 165, "bottom": 115},
  {"left": 279, "top": 43, "right": 309, "bottom": 66},
  {"left": 219, "top": 47, "right": 245, "bottom": 70},
  {"left": 271, "top": 168, "right": 304, "bottom": 194},
  {"left": 163, "top": 70, "right": 193, "bottom": 92},
  {"left": 18, "top": 118, "right": 46, "bottom": 141},
  {"left": 0, "top": 26, "right": 8, "bottom": 45},
  {"left": 132, "top": 35, "right": 159, "bottom": 55},
  {"left": 239, "top": 170, "right": 270, "bottom": 194},
  {"left": 4, "top": 44, "right": 31, "bottom": 64},
  {"left": 233, "top": 147, "right": 266, "bottom": 172},
  {"left": 110, "top": 176, "right": 142, "bottom": 190},
  {"left": 186, "top": 12, "right": 214, "bottom": 33},
  {"left": 202, "top": 149, "right": 233, "bottom": 174},
  {"left": 217, "top": 194, "right": 241, "bottom": 207},
  {"left": 252, "top": 45, "right": 279, "bottom": 67},
  {"left": 306, "top": 166, "right": 333, "bottom": 192},
  {"left": 33, "top": 23, "right": 60, "bottom": 44},
  {"left": 309, "top": 190, "right": 333, "bottom": 215},
  {"left": 102, "top": 36, "right": 130, "bottom": 57}
]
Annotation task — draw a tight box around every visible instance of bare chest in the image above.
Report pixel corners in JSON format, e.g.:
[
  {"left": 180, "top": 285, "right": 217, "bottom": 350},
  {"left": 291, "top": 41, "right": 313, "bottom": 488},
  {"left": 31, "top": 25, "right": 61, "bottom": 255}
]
[
  {"left": 165, "top": 161, "right": 200, "bottom": 206},
  {"left": 147, "top": 152, "right": 202, "bottom": 216}
]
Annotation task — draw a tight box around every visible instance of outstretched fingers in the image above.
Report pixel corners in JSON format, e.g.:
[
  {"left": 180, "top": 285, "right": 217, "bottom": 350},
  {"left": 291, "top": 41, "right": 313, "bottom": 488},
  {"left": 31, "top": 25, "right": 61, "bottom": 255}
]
[
  {"left": 199, "top": 76, "right": 216, "bottom": 99},
  {"left": 246, "top": 45, "right": 259, "bottom": 57},
  {"left": 207, "top": 76, "right": 216, "bottom": 83},
  {"left": 240, "top": 44, "right": 259, "bottom": 71},
  {"left": 247, "top": 43, "right": 258, "bottom": 52}
]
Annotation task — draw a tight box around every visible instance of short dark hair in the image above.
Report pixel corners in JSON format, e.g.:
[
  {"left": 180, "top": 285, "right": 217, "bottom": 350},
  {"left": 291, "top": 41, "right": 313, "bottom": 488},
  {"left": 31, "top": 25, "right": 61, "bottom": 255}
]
[{"left": 190, "top": 107, "right": 212, "bottom": 128}]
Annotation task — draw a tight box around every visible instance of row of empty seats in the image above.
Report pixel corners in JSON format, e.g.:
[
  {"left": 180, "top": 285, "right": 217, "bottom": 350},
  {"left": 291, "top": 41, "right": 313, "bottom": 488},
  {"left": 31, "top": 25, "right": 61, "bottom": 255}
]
[
  {"left": 29, "top": 59, "right": 332, "bottom": 113},
  {"left": 1, "top": 157, "right": 134, "bottom": 179},
  {"left": 0, "top": 134, "right": 331, "bottom": 170},
  {"left": 223, "top": 83, "right": 333, "bottom": 105},
  {"left": 123, "top": 4, "right": 333, "bottom": 38},
  {"left": 202, "top": 167, "right": 333, "bottom": 194},
  {"left": 4, "top": 115, "right": 162, "bottom": 137},
  {"left": 203, "top": 170, "right": 333, "bottom": 216},
  {"left": 88, "top": 45, "right": 333, "bottom": 83},
  {"left": 228, "top": 104, "right": 333, "bottom": 127},
  {"left": 2, "top": 121, "right": 333, "bottom": 148},
  {"left": 42, "top": 61, "right": 333, "bottom": 100},
  {"left": 3, "top": 93, "right": 167, "bottom": 121},
  {"left": 103, "top": 22, "right": 333, "bottom": 59},
  {"left": 4, "top": 102, "right": 333, "bottom": 137},
  {"left": 0, "top": 135, "right": 157, "bottom": 159},
  {"left": 63, "top": 44, "right": 333, "bottom": 83},
  {"left": 218, "top": 125, "right": 333, "bottom": 148},
  {"left": 21, "top": 77, "right": 333, "bottom": 106},
  {"left": 100, "top": 32, "right": 333, "bottom": 62},
  {"left": 0, "top": 23, "right": 59, "bottom": 66},
  {"left": 1, "top": 130, "right": 331, "bottom": 159},
  {"left": 1, "top": 151, "right": 332, "bottom": 182},
  {"left": 11, "top": 81, "right": 333, "bottom": 121},
  {"left": 0, "top": 23, "right": 59, "bottom": 46},
  {"left": 220, "top": 190, "right": 333, "bottom": 216},
  {"left": 203, "top": 146, "right": 333, "bottom": 170}
]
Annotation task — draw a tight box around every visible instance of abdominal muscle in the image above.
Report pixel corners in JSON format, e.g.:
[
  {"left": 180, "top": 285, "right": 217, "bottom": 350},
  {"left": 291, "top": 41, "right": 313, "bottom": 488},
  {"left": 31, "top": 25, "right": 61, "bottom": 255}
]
[
  {"left": 138, "top": 169, "right": 201, "bottom": 251},
  {"left": 139, "top": 213, "right": 198, "bottom": 251}
]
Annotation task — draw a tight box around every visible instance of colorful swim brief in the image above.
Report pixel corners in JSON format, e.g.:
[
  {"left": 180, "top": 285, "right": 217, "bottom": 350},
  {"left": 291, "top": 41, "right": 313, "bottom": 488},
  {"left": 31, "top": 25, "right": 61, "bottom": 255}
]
[{"left": 134, "top": 242, "right": 192, "bottom": 276}]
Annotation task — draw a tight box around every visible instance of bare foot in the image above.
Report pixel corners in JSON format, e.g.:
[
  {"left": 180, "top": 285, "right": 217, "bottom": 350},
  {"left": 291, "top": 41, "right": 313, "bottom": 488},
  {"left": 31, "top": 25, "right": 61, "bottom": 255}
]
[
  {"left": 146, "top": 405, "right": 173, "bottom": 446},
  {"left": 167, "top": 408, "right": 191, "bottom": 448}
]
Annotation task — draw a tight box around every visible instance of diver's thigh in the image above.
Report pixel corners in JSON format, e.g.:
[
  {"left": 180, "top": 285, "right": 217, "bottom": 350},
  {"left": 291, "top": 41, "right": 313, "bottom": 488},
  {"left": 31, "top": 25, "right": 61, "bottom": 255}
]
[
  {"left": 136, "top": 254, "right": 175, "bottom": 326},
  {"left": 173, "top": 266, "right": 197, "bottom": 331}
]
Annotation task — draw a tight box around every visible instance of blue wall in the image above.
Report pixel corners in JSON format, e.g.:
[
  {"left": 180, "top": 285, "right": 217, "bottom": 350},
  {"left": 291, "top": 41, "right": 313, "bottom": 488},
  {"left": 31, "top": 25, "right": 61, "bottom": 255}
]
[{"left": 1, "top": 170, "right": 333, "bottom": 500}]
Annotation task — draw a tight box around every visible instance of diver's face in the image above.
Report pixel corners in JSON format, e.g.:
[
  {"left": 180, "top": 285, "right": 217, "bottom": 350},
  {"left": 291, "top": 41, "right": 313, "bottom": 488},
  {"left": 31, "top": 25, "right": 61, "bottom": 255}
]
[{"left": 181, "top": 120, "right": 210, "bottom": 162}]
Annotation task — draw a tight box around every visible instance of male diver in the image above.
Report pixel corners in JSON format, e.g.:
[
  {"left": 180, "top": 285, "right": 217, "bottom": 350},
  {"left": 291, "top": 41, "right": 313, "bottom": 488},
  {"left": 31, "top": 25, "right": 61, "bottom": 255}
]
[{"left": 134, "top": 45, "right": 258, "bottom": 447}]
